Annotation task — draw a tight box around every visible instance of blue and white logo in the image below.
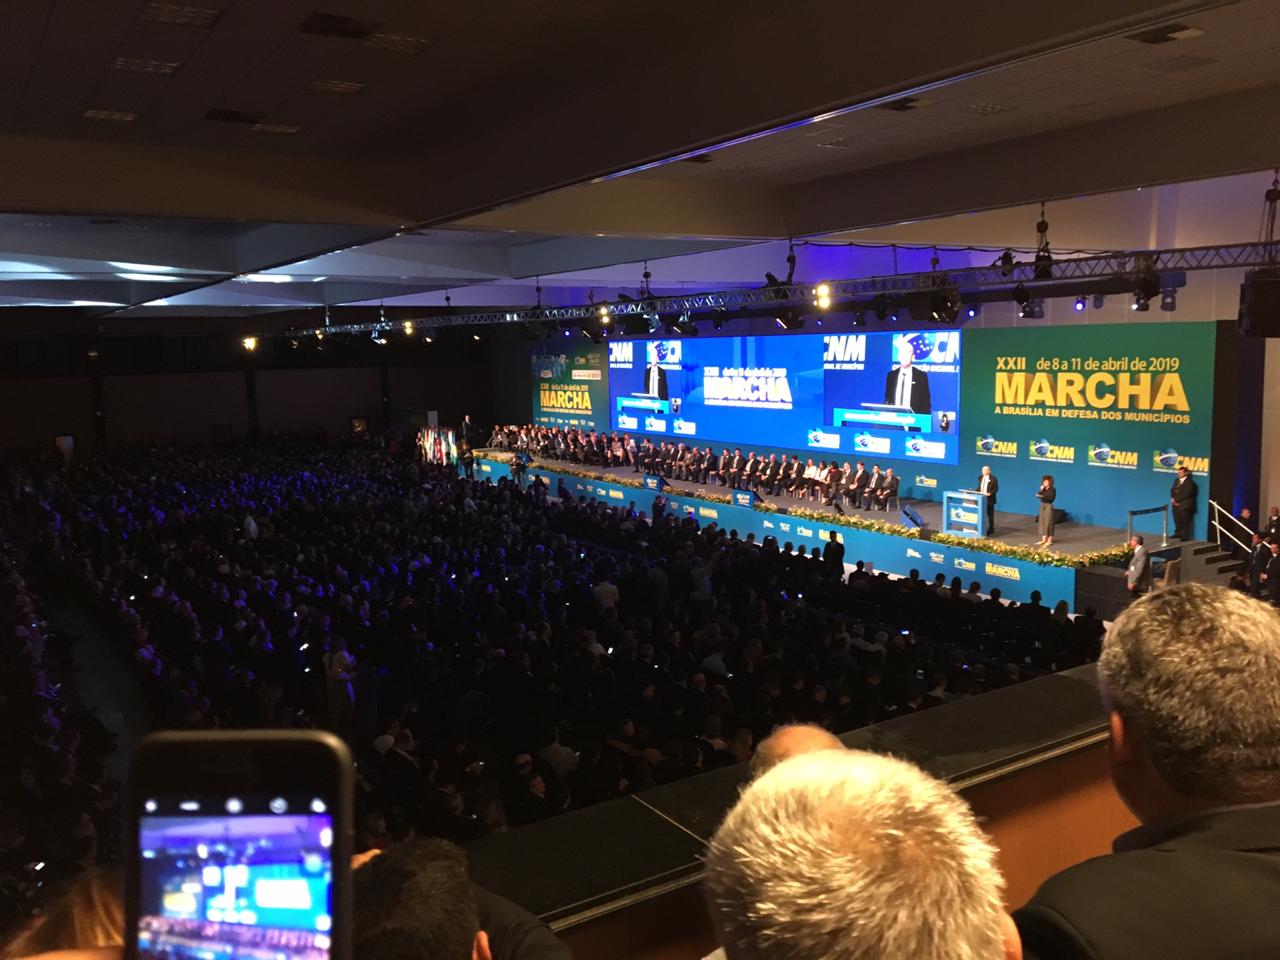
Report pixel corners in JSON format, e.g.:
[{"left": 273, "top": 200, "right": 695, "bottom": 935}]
[{"left": 1156, "top": 447, "right": 1180, "bottom": 470}]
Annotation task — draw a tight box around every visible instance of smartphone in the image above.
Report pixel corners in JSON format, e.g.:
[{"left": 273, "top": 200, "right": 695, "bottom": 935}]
[{"left": 125, "top": 731, "right": 353, "bottom": 960}]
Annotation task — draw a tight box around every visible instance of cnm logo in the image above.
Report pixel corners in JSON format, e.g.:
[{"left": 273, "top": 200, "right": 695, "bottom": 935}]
[
  {"left": 823, "top": 334, "right": 866, "bottom": 363},
  {"left": 609, "top": 341, "right": 634, "bottom": 364}
]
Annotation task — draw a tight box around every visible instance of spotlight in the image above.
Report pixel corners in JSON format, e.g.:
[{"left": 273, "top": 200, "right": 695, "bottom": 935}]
[
  {"left": 1012, "top": 283, "right": 1031, "bottom": 307},
  {"left": 241, "top": 336, "right": 258, "bottom": 352},
  {"left": 774, "top": 308, "right": 805, "bottom": 331},
  {"left": 964, "top": 304, "right": 981, "bottom": 319},
  {"left": 1132, "top": 271, "right": 1160, "bottom": 312},
  {"left": 812, "top": 282, "right": 832, "bottom": 310},
  {"left": 1160, "top": 289, "right": 1177, "bottom": 312},
  {"left": 873, "top": 294, "right": 891, "bottom": 321},
  {"left": 929, "top": 290, "right": 959, "bottom": 323},
  {"left": 423, "top": 329, "right": 435, "bottom": 343},
  {"left": 1074, "top": 296, "right": 1087, "bottom": 312},
  {"left": 371, "top": 329, "right": 387, "bottom": 345},
  {"left": 597, "top": 304, "right": 611, "bottom": 322},
  {"left": 673, "top": 313, "right": 699, "bottom": 336},
  {"left": 472, "top": 332, "right": 482, "bottom": 341},
  {"left": 1019, "top": 299, "right": 1044, "bottom": 320},
  {"left": 1092, "top": 294, "right": 1106, "bottom": 310},
  {"left": 315, "top": 330, "right": 325, "bottom": 342},
  {"left": 710, "top": 309, "right": 728, "bottom": 332},
  {"left": 402, "top": 319, "right": 415, "bottom": 335},
  {"left": 852, "top": 310, "right": 866, "bottom": 327}
]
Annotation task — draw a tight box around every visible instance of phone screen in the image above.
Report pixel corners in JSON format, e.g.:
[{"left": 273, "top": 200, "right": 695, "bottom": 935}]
[{"left": 135, "top": 794, "right": 334, "bottom": 960}]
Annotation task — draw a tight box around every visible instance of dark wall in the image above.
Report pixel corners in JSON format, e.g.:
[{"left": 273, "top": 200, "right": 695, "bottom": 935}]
[
  {"left": 104, "top": 372, "right": 250, "bottom": 446},
  {"left": 0, "top": 377, "right": 96, "bottom": 449}
]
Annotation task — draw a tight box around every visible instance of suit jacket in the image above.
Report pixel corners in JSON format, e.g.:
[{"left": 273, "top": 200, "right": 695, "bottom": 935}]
[
  {"left": 822, "top": 540, "right": 846, "bottom": 565},
  {"left": 1038, "top": 484, "right": 1057, "bottom": 505},
  {"left": 718, "top": 453, "right": 731, "bottom": 473},
  {"left": 849, "top": 469, "right": 869, "bottom": 492},
  {"left": 730, "top": 455, "right": 746, "bottom": 473},
  {"left": 1126, "top": 545, "right": 1151, "bottom": 590},
  {"left": 1171, "top": 475, "right": 1198, "bottom": 513},
  {"left": 1268, "top": 554, "right": 1280, "bottom": 601},
  {"left": 646, "top": 363, "right": 669, "bottom": 400},
  {"left": 1250, "top": 544, "right": 1271, "bottom": 581},
  {"left": 977, "top": 473, "right": 999, "bottom": 504},
  {"left": 766, "top": 460, "right": 783, "bottom": 480},
  {"left": 883, "top": 365, "right": 932, "bottom": 414},
  {"left": 1015, "top": 803, "right": 1280, "bottom": 960},
  {"left": 1267, "top": 516, "right": 1280, "bottom": 539},
  {"left": 880, "top": 476, "right": 900, "bottom": 498}
]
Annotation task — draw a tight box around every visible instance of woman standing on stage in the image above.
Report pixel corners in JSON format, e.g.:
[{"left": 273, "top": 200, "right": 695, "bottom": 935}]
[{"left": 1036, "top": 473, "right": 1057, "bottom": 548}]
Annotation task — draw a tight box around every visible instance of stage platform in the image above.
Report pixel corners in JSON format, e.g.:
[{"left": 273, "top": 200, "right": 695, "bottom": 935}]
[{"left": 571, "top": 462, "right": 1134, "bottom": 561}]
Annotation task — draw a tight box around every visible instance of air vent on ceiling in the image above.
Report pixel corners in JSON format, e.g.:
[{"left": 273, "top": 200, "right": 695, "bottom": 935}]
[
  {"left": 83, "top": 108, "right": 138, "bottom": 122},
  {"left": 112, "top": 56, "right": 181, "bottom": 75},
  {"left": 250, "top": 122, "right": 303, "bottom": 135},
  {"left": 876, "top": 96, "right": 925, "bottom": 112},
  {"left": 678, "top": 154, "right": 713, "bottom": 164},
  {"left": 968, "top": 101, "right": 1015, "bottom": 116},
  {"left": 310, "top": 78, "right": 366, "bottom": 95},
  {"left": 1125, "top": 22, "right": 1204, "bottom": 44},
  {"left": 138, "top": 2, "right": 223, "bottom": 28},
  {"left": 361, "top": 32, "right": 429, "bottom": 54},
  {"left": 206, "top": 107, "right": 266, "bottom": 125},
  {"left": 817, "top": 137, "right": 854, "bottom": 149},
  {"left": 1141, "top": 53, "right": 1216, "bottom": 73},
  {"left": 299, "top": 12, "right": 381, "bottom": 38}
]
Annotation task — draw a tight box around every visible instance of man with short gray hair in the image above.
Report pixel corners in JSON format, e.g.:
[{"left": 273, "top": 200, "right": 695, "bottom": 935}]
[
  {"left": 705, "top": 749, "right": 1020, "bottom": 960},
  {"left": 1016, "top": 583, "right": 1280, "bottom": 958}
]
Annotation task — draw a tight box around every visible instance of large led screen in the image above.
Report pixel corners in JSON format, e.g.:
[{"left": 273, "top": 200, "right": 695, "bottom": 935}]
[{"left": 607, "top": 330, "right": 961, "bottom": 464}]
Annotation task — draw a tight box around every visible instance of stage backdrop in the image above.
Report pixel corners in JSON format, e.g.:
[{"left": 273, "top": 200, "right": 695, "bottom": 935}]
[
  {"left": 907, "top": 320, "right": 1217, "bottom": 539},
  {"left": 530, "top": 342, "right": 608, "bottom": 432}
]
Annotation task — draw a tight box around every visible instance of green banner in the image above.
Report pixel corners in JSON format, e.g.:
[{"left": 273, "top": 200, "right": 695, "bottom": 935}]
[
  {"left": 938, "top": 321, "right": 1217, "bottom": 537},
  {"left": 530, "top": 342, "right": 609, "bottom": 432}
]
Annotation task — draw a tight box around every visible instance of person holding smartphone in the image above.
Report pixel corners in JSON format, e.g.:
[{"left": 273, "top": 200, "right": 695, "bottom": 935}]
[{"left": 1036, "top": 474, "right": 1057, "bottom": 548}]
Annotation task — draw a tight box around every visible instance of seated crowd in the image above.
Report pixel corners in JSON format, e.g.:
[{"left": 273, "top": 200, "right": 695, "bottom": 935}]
[
  {"left": 5, "top": 584, "right": 1277, "bottom": 960},
  {"left": 0, "top": 435, "right": 1103, "bottom": 940},
  {"left": 491, "top": 423, "right": 904, "bottom": 511}
]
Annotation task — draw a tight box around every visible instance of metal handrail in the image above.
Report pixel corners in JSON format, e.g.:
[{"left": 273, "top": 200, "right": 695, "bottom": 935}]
[
  {"left": 1127, "top": 505, "right": 1169, "bottom": 547},
  {"left": 1208, "top": 500, "right": 1251, "bottom": 554}
]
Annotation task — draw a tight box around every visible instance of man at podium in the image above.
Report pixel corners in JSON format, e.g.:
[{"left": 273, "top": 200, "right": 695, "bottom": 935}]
[
  {"left": 977, "top": 464, "right": 998, "bottom": 536},
  {"left": 883, "top": 338, "right": 931, "bottom": 414}
]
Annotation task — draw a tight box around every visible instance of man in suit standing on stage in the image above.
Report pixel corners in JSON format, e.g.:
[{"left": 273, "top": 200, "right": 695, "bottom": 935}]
[
  {"left": 1265, "top": 540, "right": 1280, "bottom": 607},
  {"left": 1170, "top": 465, "right": 1198, "bottom": 541},
  {"left": 977, "top": 464, "right": 998, "bottom": 536},
  {"left": 883, "top": 338, "right": 932, "bottom": 414},
  {"left": 1127, "top": 534, "right": 1152, "bottom": 596},
  {"left": 645, "top": 355, "right": 669, "bottom": 400}
]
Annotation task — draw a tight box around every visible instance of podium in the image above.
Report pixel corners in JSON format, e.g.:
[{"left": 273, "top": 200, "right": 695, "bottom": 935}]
[{"left": 943, "top": 490, "right": 988, "bottom": 538}]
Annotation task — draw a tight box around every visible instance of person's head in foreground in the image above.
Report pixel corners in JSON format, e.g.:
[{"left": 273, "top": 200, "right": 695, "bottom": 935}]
[
  {"left": 353, "top": 837, "right": 490, "bottom": 960},
  {"left": 749, "top": 723, "right": 843, "bottom": 779},
  {"left": 1099, "top": 583, "right": 1280, "bottom": 823},
  {"left": 704, "top": 749, "right": 1019, "bottom": 960}
]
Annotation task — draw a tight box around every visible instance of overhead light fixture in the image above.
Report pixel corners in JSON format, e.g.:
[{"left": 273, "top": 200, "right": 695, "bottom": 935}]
[
  {"left": 774, "top": 309, "right": 805, "bottom": 331},
  {"left": 371, "top": 330, "right": 387, "bottom": 345},
  {"left": 929, "top": 290, "right": 959, "bottom": 323},
  {"left": 1160, "top": 289, "right": 1177, "bottom": 312},
  {"left": 673, "top": 313, "right": 699, "bottom": 336},
  {"left": 873, "top": 294, "right": 892, "bottom": 321},
  {"left": 964, "top": 304, "right": 981, "bottom": 320},
  {"left": 241, "top": 336, "right": 258, "bottom": 352},
  {"left": 422, "top": 330, "right": 434, "bottom": 343},
  {"left": 597, "top": 304, "right": 612, "bottom": 325},
  {"left": 472, "top": 332, "right": 482, "bottom": 341},
  {"left": 1092, "top": 293, "right": 1107, "bottom": 310},
  {"left": 852, "top": 309, "right": 866, "bottom": 327},
  {"left": 1074, "top": 296, "right": 1088, "bottom": 312},
  {"left": 812, "top": 282, "right": 832, "bottom": 310},
  {"left": 1132, "top": 270, "right": 1160, "bottom": 311},
  {"left": 1019, "top": 299, "right": 1044, "bottom": 320},
  {"left": 1012, "top": 283, "right": 1031, "bottom": 307},
  {"left": 402, "top": 319, "right": 415, "bottom": 336}
]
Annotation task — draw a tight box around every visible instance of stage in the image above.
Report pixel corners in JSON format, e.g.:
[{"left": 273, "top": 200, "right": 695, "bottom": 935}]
[{"left": 553, "top": 460, "right": 1135, "bottom": 560}]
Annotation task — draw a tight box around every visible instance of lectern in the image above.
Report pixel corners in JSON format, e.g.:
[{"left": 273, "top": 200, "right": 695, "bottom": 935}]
[{"left": 943, "top": 490, "right": 988, "bottom": 538}]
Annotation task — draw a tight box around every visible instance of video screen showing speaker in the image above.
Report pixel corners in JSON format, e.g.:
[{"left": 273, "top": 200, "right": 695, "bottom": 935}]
[{"left": 607, "top": 330, "right": 962, "bottom": 464}]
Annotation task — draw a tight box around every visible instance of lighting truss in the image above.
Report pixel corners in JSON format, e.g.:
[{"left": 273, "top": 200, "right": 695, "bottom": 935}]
[{"left": 271, "top": 241, "right": 1279, "bottom": 337}]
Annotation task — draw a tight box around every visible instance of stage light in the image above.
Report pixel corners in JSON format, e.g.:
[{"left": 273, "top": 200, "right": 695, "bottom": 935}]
[
  {"left": 873, "top": 294, "right": 891, "bottom": 321},
  {"left": 1012, "top": 283, "right": 1031, "bottom": 307},
  {"left": 774, "top": 308, "right": 805, "bottom": 331},
  {"left": 812, "top": 282, "right": 832, "bottom": 310},
  {"left": 1093, "top": 293, "right": 1106, "bottom": 310},
  {"left": 402, "top": 319, "right": 415, "bottom": 335},
  {"left": 852, "top": 309, "right": 866, "bottom": 327},
  {"left": 597, "top": 304, "right": 611, "bottom": 321},
  {"left": 472, "top": 332, "right": 482, "bottom": 341},
  {"left": 371, "top": 329, "right": 387, "bottom": 345},
  {"left": 964, "top": 305, "right": 981, "bottom": 319},
  {"left": 1132, "top": 271, "right": 1160, "bottom": 312},
  {"left": 710, "top": 310, "right": 728, "bottom": 331},
  {"left": 929, "top": 290, "right": 959, "bottom": 323},
  {"left": 673, "top": 313, "right": 699, "bottom": 336},
  {"left": 1019, "top": 299, "right": 1044, "bottom": 320},
  {"left": 315, "top": 330, "right": 325, "bottom": 342},
  {"left": 241, "top": 336, "right": 258, "bottom": 352},
  {"left": 422, "top": 330, "right": 435, "bottom": 343},
  {"left": 1074, "top": 296, "right": 1087, "bottom": 312},
  {"left": 1160, "top": 289, "right": 1177, "bottom": 312}
]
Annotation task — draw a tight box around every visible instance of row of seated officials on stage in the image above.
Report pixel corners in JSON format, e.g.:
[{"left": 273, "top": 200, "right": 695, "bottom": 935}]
[{"left": 489, "top": 424, "right": 900, "bottom": 510}]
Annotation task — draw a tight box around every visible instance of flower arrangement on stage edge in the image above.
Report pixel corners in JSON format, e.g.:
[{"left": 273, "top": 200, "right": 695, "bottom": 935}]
[{"left": 475, "top": 454, "right": 1132, "bottom": 569}]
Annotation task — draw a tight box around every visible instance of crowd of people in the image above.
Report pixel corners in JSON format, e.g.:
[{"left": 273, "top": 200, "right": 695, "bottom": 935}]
[
  {"left": 489, "top": 423, "right": 907, "bottom": 510},
  {"left": 0, "top": 434, "right": 1107, "bottom": 937}
]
